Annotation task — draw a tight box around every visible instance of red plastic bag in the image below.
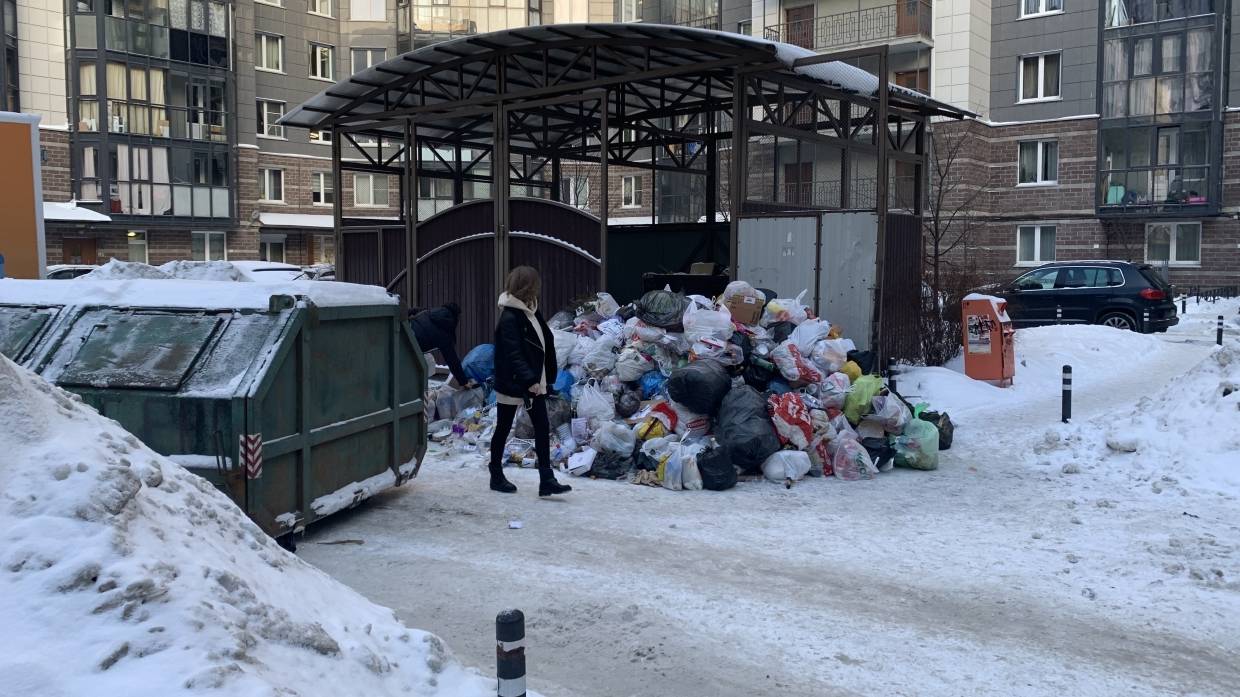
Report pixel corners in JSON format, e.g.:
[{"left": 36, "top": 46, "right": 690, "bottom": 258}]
[
  {"left": 809, "top": 433, "right": 833, "bottom": 477},
  {"left": 771, "top": 341, "right": 823, "bottom": 384},
  {"left": 768, "top": 392, "right": 813, "bottom": 450}
]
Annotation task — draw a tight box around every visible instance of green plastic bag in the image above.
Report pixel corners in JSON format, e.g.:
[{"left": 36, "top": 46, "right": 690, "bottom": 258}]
[
  {"left": 891, "top": 418, "right": 940, "bottom": 471},
  {"left": 843, "top": 374, "right": 882, "bottom": 425}
]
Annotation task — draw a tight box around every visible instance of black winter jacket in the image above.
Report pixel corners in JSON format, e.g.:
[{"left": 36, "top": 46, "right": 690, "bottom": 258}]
[
  {"left": 494, "top": 306, "right": 558, "bottom": 399},
  {"left": 411, "top": 305, "right": 468, "bottom": 385}
]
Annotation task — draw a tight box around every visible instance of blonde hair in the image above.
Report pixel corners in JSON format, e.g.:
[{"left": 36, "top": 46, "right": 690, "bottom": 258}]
[{"left": 505, "top": 266, "right": 541, "bottom": 308}]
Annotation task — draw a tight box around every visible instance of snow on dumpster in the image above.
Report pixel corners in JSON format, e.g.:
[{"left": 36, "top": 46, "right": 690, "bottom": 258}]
[{"left": 0, "top": 355, "right": 496, "bottom": 697}]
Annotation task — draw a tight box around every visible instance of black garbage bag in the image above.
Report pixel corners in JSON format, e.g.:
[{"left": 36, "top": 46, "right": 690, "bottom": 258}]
[
  {"left": 616, "top": 389, "right": 642, "bottom": 419},
  {"left": 848, "top": 349, "right": 876, "bottom": 375},
  {"left": 636, "top": 289, "right": 690, "bottom": 330},
  {"left": 861, "top": 437, "right": 896, "bottom": 470},
  {"left": 514, "top": 396, "right": 572, "bottom": 438},
  {"left": 589, "top": 451, "right": 634, "bottom": 479},
  {"left": 548, "top": 310, "right": 575, "bottom": 330},
  {"left": 742, "top": 360, "right": 776, "bottom": 392},
  {"left": 920, "top": 410, "right": 955, "bottom": 450},
  {"left": 717, "top": 386, "right": 781, "bottom": 474},
  {"left": 731, "top": 331, "right": 754, "bottom": 363},
  {"left": 635, "top": 450, "right": 660, "bottom": 472},
  {"left": 697, "top": 445, "right": 737, "bottom": 491},
  {"left": 616, "top": 303, "right": 638, "bottom": 322},
  {"left": 768, "top": 321, "right": 796, "bottom": 344},
  {"left": 667, "top": 359, "right": 731, "bottom": 416}
]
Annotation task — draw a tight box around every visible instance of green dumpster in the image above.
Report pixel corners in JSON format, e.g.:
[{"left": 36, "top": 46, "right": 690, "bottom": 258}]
[{"left": 0, "top": 286, "right": 427, "bottom": 540}]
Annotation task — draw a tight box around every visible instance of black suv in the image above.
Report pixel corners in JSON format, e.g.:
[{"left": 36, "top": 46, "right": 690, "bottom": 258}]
[{"left": 993, "top": 261, "right": 1178, "bottom": 332}]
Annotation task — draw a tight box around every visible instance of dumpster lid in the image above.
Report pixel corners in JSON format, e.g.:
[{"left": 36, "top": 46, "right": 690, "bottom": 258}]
[
  {"left": 57, "top": 314, "right": 223, "bottom": 391},
  {"left": 0, "top": 278, "right": 396, "bottom": 310},
  {"left": 0, "top": 307, "right": 55, "bottom": 361}
]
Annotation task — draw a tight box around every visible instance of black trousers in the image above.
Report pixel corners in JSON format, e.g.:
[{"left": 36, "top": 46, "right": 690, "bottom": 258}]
[{"left": 490, "top": 396, "right": 551, "bottom": 471}]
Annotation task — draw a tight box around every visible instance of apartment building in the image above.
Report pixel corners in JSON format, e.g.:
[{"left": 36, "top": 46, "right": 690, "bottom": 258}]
[{"left": 2, "top": 0, "right": 618, "bottom": 269}]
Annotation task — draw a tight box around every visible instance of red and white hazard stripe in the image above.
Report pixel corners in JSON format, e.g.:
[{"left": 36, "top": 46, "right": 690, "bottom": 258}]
[{"left": 240, "top": 434, "right": 263, "bottom": 480}]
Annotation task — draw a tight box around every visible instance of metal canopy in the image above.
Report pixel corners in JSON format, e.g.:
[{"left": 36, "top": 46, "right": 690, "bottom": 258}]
[{"left": 281, "top": 23, "right": 970, "bottom": 146}]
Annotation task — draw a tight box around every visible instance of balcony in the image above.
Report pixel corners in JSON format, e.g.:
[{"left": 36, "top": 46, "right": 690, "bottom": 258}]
[
  {"left": 665, "top": 13, "right": 722, "bottom": 30},
  {"left": 764, "top": 1, "right": 932, "bottom": 53}
]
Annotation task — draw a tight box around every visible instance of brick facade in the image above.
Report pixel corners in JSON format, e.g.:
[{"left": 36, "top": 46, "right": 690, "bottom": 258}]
[{"left": 933, "top": 114, "right": 1240, "bottom": 288}]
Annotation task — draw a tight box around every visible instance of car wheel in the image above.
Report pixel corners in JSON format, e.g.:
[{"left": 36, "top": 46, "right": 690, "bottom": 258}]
[{"left": 1099, "top": 312, "right": 1136, "bottom": 331}]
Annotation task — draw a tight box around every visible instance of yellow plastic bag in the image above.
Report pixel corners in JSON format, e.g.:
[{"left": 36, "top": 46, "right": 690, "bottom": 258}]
[
  {"left": 840, "top": 360, "right": 862, "bottom": 383},
  {"left": 827, "top": 325, "right": 843, "bottom": 340},
  {"left": 636, "top": 418, "right": 667, "bottom": 441}
]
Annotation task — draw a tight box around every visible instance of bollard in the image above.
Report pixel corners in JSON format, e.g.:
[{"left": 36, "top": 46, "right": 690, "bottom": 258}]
[
  {"left": 1181, "top": 298, "right": 1187, "bottom": 315},
  {"left": 887, "top": 359, "right": 898, "bottom": 394},
  {"left": 1061, "top": 365, "right": 1072, "bottom": 424},
  {"left": 497, "top": 610, "right": 526, "bottom": 697},
  {"left": 1142, "top": 309, "right": 1150, "bottom": 333},
  {"left": 1219, "top": 315, "right": 1225, "bottom": 347},
  {"left": 1056, "top": 306, "right": 1063, "bottom": 324}
]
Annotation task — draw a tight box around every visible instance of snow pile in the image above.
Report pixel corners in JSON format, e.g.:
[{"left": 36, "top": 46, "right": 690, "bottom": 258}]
[
  {"left": 0, "top": 278, "right": 397, "bottom": 309},
  {"left": 157, "top": 260, "right": 251, "bottom": 282},
  {"left": 0, "top": 355, "right": 494, "bottom": 697},
  {"left": 80, "top": 259, "right": 174, "bottom": 280},
  {"left": 901, "top": 324, "right": 1174, "bottom": 417},
  {"left": 1048, "top": 345, "right": 1240, "bottom": 498}
]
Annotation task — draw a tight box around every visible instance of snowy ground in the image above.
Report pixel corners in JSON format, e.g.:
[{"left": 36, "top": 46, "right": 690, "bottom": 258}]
[
  {"left": 0, "top": 356, "right": 497, "bottom": 697},
  {"left": 301, "top": 304, "right": 1240, "bottom": 697}
]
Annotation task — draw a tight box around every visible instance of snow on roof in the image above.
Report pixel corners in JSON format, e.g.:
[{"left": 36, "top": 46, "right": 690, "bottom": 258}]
[
  {"left": 0, "top": 277, "right": 397, "bottom": 309},
  {"left": 0, "top": 355, "right": 495, "bottom": 696},
  {"left": 258, "top": 212, "right": 334, "bottom": 229},
  {"left": 43, "top": 201, "right": 111, "bottom": 222}
]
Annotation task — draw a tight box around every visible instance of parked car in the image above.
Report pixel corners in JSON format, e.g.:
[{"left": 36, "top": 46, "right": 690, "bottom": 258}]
[
  {"left": 992, "top": 260, "right": 1178, "bottom": 333},
  {"left": 230, "top": 261, "right": 308, "bottom": 283},
  {"left": 45, "top": 264, "right": 99, "bottom": 279}
]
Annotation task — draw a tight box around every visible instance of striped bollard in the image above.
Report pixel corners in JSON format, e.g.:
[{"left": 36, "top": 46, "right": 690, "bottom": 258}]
[
  {"left": 1056, "top": 306, "right": 1062, "bottom": 324},
  {"left": 1218, "top": 315, "right": 1225, "bottom": 347},
  {"left": 1142, "top": 309, "right": 1150, "bottom": 333},
  {"left": 887, "top": 358, "right": 898, "bottom": 394},
  {"left": 497, "top": 610, "right": 526, "bottom": 697},
  {"left": 1061, "top": 365, "right": 1072, "bottom": 424}
]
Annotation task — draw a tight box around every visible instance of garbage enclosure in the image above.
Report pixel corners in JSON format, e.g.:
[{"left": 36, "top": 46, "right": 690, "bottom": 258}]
[{"left": 0, "top": 281, "right": 427, "bottom": 539}]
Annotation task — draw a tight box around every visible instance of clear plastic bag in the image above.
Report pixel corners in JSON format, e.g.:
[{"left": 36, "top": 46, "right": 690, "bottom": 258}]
[
  {"left": 569, "top": 335, "right": 597, "bottom": 367},
  {"left": 595, "top": 292, "right": 620, "bottom": 317},
  {"left": 552, "top": 329, "right": 578, "bottom": 369},
  {"left": 683, "top": 301, "right": 735, "bottom": 343},
  {"left": 866, "top": 394, "right": 911, "bottom": 434},
  {"left": 831, "top": 437, "right": 878, "bottom": 481},
  {"left": 810, "top": 338, "right": 856, "bottom": 374},
  {"left": 615, "top": 347, "right": 654, "bottom": 383},
  {"left": 818, "top": 372, "right": 852, "bottom": 410},
  {"left": 790, "top": 319, "right": 831, "bottom": 353},
  {"left": 583, "top": 335, "right": 620, "bottom": 373},
  {"left": 762, "top": 450, "right": 812, "bottom": 483},
  {"left": 892, "top": 418, "right": 940, "bottom": 470},
  {"left": 771, "top": 341, "right": 823, "bottom": 384},
  {"left": 592, "top": 421, "right": 637, "bottom": 456},
  {"left": 761, "top": 289, "right": 810, "bottom": 327},
  {"left": 575, "top": 380, "right": 616, "bottom": 421}
]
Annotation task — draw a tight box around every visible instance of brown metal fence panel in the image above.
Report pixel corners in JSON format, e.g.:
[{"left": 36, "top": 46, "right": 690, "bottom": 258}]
[{"left": 880, "top": 212, "right": 923, "bottom": 363}]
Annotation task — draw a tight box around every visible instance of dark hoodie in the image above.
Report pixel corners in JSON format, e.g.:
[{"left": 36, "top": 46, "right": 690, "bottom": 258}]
[{"left": 410, "top": 303, "right": 468, "bottom": 385}]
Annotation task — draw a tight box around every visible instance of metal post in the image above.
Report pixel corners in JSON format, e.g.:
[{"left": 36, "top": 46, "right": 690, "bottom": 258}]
[
  {"left": 1181, "top": 298, "right": 1186, "bottom": 315},
  {"left": 496, "top": 610, "right": 526, "bottom": 697},
  {"left": 728, "top": 69, "right": 747, "bottom": 281},
  {"left": 404, "top": 118, "right": 418, "bottom": 304},
  {"left": 1061, "top": 365, "right": 1072, "bottom": 423},
  {"left": 887, "top": 358, "right": 898, "bottom": 393},
  {"left": 599, "top": 91, "right": 609, "bottom": 291},
  {"left": 331, "top": 127, "right": 344, "bottom": 280},
  {"left": 1142, "top": 308, "right": 1149, "bottom": 333},
  {"left": 1218, "top": 315, "right": 1224, "bottom": 346},
  {"left": 870, "top": 45, "right": 890, "bottom": 365},
  {"left": 1056, "top": 305, "right": 1062, "bottom": 324}
]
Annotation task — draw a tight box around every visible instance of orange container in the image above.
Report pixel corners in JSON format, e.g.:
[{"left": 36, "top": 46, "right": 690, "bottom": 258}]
[{"left": 961, "top": 294, "right": 1015, "bottom": 386}]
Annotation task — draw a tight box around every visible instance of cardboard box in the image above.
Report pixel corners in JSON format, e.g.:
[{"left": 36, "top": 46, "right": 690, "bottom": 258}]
[
  {"left": 726, "top": 294, "right": 763, "bottom": 326},
  {"left": 689, "top": 262, "right": 716, "bottom": 275}
]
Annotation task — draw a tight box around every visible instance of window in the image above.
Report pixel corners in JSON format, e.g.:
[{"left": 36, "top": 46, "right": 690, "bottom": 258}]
[
  {"left": 127, "top": 231, "right": 148, "bottom": 263},
  {"left": 1018, "top": 141, "right": 1058, "bottom": 185},
  {"left": 309, "top": 129, "right": 332, "bottom": 144},
  {"left": 256, "top": 34, "right": 283, "bottom": 72},
  {"left": 1012, "top": 266, "right": 1061, "bottom": 290},
  {"left": 259, "top": 168, "right": 283, "bottom": 202},
  {"left": 309, "top": 0, "right": 331, "bottom": 16},
  {"left": 351, "top": 47, "right": 386, "bottom": 74},
  {"left": 313, "top": 234, "right": 335, "bottom": 264},
  {"left": 561, "top": 176, "right": 589, "bottom": 208},
  {"left": 738, "top": 20, "right": 752, "bottom": 35},
  {"left": 350, "top": 0, "right": 383, "bottom": 21},
  {"left": 255, "top": 0, "right": 281, "bottom": 5},
  {"left": 257, "top": 100, "right": 285, "bottom": 138},
  {"left": 1020, "top": 0, "right": 1063, "bottom": 17},
  {"left": 310, "top": 44, "right": 334, "bottom": 80},
  {"left": 260, "top": 237, "right": 286, "bottom": 262},
  {"left": 621, "top": 0, "right": 641, "bottom": 21},
  {"left": 191, "top": 231, "right": 226, "bottom": 260},
  {"left": 354, "top": 173, "right": 388, "bottom": 206},
  {"left": 622, "top": 175, "right": 643, "bottom": 208},
  {"left": 1016, "top": 225, "right": 1056, "bottom": 265},
  {"left": 1146, "top": 222, "right": 1201, "bottom": 265},
  {"left": 312, "top": 172, "right": 334, "bottom": 205},
  {"left": 1018, "top": 53, "right": 1061, "bottom": 102}
]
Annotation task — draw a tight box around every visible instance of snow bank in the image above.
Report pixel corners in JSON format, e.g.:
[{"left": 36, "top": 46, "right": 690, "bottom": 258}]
[
  {"left": 0, "top": 355, "right": 495, "bottom": 697},
  {"left": 1048, "top": 345, "right": 1240, "bottom": 498},
  {"left": 902, "top": 324, "right": 1174, "bottom": 417},
  {"left": 80, "top": 259, "right": 173, "bottom": 280},
  {"left": 0, "top": 278, "right": 396, "bottom": 309},
  {"left": 157, "top": 260, "right": 251, "bottom": 282}
]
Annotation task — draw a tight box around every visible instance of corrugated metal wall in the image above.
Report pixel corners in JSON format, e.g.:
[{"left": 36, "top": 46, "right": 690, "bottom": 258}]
[
  {"left": 819, "top": 212, "right": 878, "bottom": 350},
  {"left": 879, "top": 212, "right": 923, "bottom": 363},
  {"left": 738, "top": 216, "right": 818, "bottom": 307}
]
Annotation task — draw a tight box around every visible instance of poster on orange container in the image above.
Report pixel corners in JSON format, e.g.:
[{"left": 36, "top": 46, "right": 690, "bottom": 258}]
[
  {"left": 966, "top": 315, "right": 993, "bottom": 355},
  {"left": 0, "top": 112, "right": 47, "bottom": 279}
]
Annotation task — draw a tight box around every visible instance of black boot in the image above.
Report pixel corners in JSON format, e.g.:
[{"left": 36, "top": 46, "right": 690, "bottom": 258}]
[
  {"left": 489, "top": 465, "right": 517, "bottom": 494},
  {"left": 538, "top": 468, "right": 572, "bottom": 497}
]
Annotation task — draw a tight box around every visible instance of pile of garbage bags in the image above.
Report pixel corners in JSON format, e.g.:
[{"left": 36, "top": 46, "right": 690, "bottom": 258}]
[{"left": 426, "top": 282, "right": 953, "bottom": 491}]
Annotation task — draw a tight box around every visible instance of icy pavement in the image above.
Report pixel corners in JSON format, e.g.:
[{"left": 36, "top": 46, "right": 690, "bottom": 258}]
[{"left": 302, "top": 321, "right": 1240, "bottom": 697}]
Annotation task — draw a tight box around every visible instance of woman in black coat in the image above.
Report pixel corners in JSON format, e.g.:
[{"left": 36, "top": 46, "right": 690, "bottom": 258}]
[{"left": 489, "top": 266, "right": 571, "bottom": 497}]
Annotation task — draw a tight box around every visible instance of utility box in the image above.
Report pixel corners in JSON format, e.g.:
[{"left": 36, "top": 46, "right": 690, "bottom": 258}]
[
  {"left": 0, "top": 283, "right": 427, "bottom": 540},
  {"left": 961, "top": 293, "right": 1015, "bottom": 386}
]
